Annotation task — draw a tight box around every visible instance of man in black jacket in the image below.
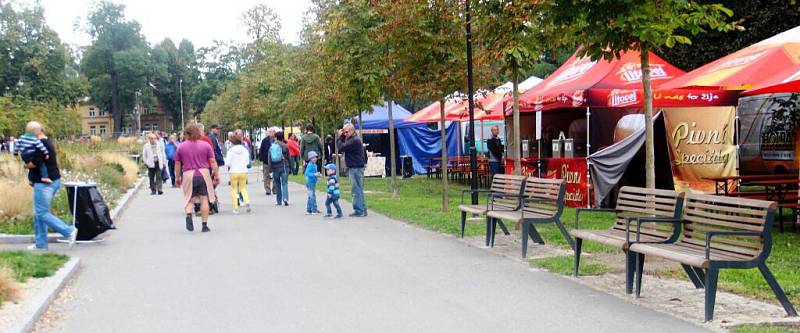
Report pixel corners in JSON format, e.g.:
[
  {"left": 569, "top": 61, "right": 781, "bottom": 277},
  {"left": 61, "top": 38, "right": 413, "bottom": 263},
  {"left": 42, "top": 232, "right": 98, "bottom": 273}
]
[
  {"left": 486, "top": 125, "right": 504, "bottom": 176},
  {"left": 337, "top": 123, "right": 367, "bottom": 217},
  {"left": 258, "top": 128, "right": 276, "bottom": 195}
]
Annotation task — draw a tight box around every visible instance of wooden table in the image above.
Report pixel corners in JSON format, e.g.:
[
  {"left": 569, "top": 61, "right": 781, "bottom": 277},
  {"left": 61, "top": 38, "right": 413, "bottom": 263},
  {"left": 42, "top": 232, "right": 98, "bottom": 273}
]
[
  {"left": 749, "top": 178, "right": 800, "bottom": 232},
  {"left": 705, "top": 174, "right": 796, "bottom": 195}
]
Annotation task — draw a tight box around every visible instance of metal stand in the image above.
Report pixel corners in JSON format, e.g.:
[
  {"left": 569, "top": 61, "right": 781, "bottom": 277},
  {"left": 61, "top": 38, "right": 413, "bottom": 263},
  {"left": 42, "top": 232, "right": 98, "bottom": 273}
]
[{"left": 59, "top": 182, "right": 105, "bottom": 244}]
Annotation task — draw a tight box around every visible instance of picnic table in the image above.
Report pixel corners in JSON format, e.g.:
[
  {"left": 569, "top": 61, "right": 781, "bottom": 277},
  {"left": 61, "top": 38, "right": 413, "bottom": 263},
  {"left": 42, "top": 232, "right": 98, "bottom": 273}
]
[
  {"left": 750, "top": 178, "right": 800, "bottom": 232},
  {"left": 705, "top": 174, "right": 796, "bottom": 195}
]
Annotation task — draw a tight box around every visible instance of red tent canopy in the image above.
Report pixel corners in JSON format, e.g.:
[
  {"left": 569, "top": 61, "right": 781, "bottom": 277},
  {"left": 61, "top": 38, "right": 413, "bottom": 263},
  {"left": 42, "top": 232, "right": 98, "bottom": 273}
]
[
  {"left": 405, "top": 99, "right": 464, "bottom": 122},
  {"left": 663, "top": 26, "right": 800, "bottom": 94},
  {"left": 518, "top": 49, "right": 686, "bottom": 112}
]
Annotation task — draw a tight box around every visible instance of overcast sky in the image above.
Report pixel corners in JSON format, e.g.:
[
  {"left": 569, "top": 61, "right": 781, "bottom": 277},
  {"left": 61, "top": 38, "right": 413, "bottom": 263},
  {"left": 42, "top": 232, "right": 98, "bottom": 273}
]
[{"left": 37, "top": 0, "right": 312, "bottom": 48}]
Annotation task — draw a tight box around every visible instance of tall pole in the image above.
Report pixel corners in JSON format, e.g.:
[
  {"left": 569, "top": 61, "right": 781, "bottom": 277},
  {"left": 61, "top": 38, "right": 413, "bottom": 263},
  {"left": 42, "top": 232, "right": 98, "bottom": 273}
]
[
  {"left": 466, "top": 0, "right": 479, "bottom": 204},
  {"left": 179, "top": 79, "right": 185, "bottom": 132}
]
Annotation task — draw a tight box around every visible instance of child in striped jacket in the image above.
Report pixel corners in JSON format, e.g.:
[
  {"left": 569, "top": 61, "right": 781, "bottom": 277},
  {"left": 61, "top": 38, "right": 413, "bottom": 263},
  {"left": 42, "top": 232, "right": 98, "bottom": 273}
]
[{"left": 16, "top": 123, "right": 51, "bottom": 183}]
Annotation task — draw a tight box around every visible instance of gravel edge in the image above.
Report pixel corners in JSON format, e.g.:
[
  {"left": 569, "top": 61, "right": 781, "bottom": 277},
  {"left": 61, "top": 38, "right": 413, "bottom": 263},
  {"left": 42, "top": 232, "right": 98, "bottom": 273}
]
[{"left": 6, "top": 257, "right": 81, "bottom": 333}]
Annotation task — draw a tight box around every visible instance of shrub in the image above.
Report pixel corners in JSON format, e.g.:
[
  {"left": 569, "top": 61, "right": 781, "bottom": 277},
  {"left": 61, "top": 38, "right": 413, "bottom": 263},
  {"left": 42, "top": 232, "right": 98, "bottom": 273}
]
[
  {"left": 0, "top": 264, "right": 20, "bottom": 305},
  {"left": 99, "top": 153, "right": 138, "bottom": 188},
  {"left": 96, "top": 164, "right": 123, "bottom": 190}
]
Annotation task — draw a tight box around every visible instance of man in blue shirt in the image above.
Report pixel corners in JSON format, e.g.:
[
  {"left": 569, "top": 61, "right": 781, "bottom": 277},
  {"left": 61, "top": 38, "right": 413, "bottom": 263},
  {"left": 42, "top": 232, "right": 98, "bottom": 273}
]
[{"left": 165, "top": 134, "right": 178, "bottom": 187}]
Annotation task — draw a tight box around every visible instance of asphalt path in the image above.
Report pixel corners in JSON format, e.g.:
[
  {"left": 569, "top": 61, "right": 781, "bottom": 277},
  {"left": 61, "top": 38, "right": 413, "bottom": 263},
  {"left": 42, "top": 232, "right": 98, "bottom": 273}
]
[{"left": 33, "top": 169, "right": 708, "bottom": 332}]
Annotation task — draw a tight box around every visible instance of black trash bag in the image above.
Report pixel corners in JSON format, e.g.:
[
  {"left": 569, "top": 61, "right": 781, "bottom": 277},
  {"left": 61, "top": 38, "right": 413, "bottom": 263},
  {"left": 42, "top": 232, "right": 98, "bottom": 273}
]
[{"left": 66, "top": 185, "right": 115, "bottom": 241}]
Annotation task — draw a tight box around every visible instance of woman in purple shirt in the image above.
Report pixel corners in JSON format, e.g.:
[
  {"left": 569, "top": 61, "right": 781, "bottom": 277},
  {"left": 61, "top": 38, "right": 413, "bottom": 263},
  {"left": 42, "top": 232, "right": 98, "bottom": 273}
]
[{"left": 174, "top": 124, "right": 220, "bottom": 233}]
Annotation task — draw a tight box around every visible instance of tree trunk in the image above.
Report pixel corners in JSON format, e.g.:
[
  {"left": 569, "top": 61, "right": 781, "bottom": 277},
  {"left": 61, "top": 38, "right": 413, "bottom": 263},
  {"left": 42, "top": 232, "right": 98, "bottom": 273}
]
[
  {"left": 111, "top": 73, "right": 122, "bottom": 134},
  {"left": 512, "top": 67, "right": 522, "bottom": 175},
  {"left": 357, "top": 112, "right": 364, "bottom": 138},
  {"left": 641, "top": 49, "right": 655, "bottom": 189},
  {"left": 388, "top": 101, "right": 398, "bottom": 199},
  {"left": 440, "top": 98, "right": 449, "bottom": 211}
]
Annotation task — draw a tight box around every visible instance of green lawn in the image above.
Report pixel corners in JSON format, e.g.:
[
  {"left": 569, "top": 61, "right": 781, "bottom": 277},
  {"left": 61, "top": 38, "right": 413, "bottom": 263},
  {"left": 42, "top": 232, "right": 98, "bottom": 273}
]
[
  {"left": 290, "top": 174, "right": 800, "bottom": 308},
  {"left": 732, "top": 324, "right": 800, "bottom": 333},
  {"left": 0, "top": 251, "right": 69, "bottom": 282}
]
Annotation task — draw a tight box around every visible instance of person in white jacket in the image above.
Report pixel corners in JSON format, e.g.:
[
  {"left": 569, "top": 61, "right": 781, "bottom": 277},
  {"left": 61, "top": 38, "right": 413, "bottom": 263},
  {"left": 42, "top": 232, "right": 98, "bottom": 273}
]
[
  {"left": 142, "top": 132, "right": 167, "bottom": 195},
  {"left": 225, "top": 133, "right": 251, "bottom": 213}
]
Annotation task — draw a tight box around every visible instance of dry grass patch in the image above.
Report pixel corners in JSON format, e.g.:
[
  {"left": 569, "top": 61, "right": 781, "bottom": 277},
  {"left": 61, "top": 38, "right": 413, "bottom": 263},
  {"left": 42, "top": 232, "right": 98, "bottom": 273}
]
[
  {"left": 0, "top": 264, "right": 21, "bottom": 304},
  {"left": 0, "top": 155, "right": 32, "bottom": 221}
]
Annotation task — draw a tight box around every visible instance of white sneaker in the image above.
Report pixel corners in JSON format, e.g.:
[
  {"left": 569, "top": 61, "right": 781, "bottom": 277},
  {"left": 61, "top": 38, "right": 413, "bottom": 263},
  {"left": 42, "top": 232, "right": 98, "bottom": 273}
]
[
  {"left": 305, "top": 212, "right": 312, "bottom": 215},
  {"left": 27, "top": 244, "right": 46, "bottom": 251},
  {"left": 68, "top": 228, "right": 78, "bottom": 249},
  {"left": 232, "top": 209, "right": 239, "bottom": 214}
]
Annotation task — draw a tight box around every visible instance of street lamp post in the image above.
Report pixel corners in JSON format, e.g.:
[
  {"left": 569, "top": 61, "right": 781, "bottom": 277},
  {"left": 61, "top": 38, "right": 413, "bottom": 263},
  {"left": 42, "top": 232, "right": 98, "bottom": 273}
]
[
  {"left": 466, "top": 0, "right": 479, "bottom": 204},
  {"left": 179, "top": 79, "right": 185, "bottom": 132}
]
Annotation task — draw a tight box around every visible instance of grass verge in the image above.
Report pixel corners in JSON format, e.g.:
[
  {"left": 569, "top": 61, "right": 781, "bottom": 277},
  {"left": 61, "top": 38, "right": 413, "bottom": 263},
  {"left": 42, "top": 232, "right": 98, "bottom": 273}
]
[
  {"left": 531, "top": 255, "right": 610, "bottom": 276},
  {"left": 732, "top": 323, "right": 800, "bottom": 333},
  {"left": 0, "top": 251, "right": 69, "bottom": 282}
]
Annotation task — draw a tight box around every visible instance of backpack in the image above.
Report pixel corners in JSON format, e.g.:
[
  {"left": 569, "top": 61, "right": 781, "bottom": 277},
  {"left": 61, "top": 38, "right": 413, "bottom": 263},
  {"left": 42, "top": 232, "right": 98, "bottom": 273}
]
[{"left": 269, "top": 143, "right": 283, "bottom": 163}]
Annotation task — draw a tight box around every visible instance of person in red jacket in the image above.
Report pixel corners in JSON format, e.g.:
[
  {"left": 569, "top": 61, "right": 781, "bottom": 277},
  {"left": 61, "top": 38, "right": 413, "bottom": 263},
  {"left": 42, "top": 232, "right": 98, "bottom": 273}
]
[{"left": 288, "top": 133, "right": 301, "bottom": 175}]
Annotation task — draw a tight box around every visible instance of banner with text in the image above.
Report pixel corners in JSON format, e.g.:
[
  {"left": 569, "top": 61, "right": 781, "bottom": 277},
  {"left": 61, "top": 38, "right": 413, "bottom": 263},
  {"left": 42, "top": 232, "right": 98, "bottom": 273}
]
[{"left": 663, "top": 106, "right": 737, "bottom": 193}]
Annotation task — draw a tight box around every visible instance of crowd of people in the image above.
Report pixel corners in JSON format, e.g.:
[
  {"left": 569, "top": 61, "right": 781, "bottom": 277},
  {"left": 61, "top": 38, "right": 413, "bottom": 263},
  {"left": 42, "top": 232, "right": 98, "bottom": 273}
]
[
  {"left": 141, "top": 122, "right": 369, "bottom": 233},
  {"left": 9, "top": 119, "right": 370, "bottom": 250}
]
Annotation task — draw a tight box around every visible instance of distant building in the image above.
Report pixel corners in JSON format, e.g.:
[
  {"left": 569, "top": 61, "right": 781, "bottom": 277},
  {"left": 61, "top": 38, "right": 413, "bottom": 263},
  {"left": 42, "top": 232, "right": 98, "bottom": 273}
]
[
  {"left": 121, "top": 103, "right": 176, "bottom": 136},
  {"left": 78, "top": 102, "right": 114, "bottom": 138}
]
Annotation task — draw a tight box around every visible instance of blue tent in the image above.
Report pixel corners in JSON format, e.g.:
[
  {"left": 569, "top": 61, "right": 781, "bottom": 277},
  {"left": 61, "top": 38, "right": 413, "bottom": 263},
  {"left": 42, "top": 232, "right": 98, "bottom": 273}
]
[
  {"left": 349, "top": 102, "right": 459, "bottom": 174},
  {"left": 355, "top": 102, "right": 420, "bottom": 129}
]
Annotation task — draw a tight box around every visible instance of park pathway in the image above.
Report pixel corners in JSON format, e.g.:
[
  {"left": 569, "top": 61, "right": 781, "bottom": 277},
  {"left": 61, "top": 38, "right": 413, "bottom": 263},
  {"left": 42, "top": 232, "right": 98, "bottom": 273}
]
[{"left": 32, "top": 169, "right": 708, "bottom": 332}]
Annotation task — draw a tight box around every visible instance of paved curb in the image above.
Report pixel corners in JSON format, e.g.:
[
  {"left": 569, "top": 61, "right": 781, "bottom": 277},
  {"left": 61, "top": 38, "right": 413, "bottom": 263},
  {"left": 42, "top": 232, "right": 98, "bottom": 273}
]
[
  {"left": 0, "top": 177, "right": 146, "bottom": 244},
  {"left": 7, "top": 257, "right": 81, "bottom": 333}
]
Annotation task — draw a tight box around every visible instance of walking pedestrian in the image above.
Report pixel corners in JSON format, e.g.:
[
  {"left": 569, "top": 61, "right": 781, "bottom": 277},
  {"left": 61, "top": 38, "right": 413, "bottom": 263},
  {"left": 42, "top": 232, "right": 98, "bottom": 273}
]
[
  {"left": 224, "top": 131, "right": 234, "bottom": 153},
  {"left": 166, "top": 134, "right": 178, "bottom": 187},
  {"left": 225, "top": 133, "right": 251, "bottom": 214},
  {"left": 23, "top": 121, "right": 77, "bottom": 251},
  {"left": 324, "top": 135, "right": 335, "bottom": 164},
  {"left": 209, "top": 124, "right": 225, "bottom": 167},
  {"left": 304, "top": 151, "right": 321, "bottom": 215},
  {"left": 8, "top": 136, "right": 17, "bottom": 156},
  {"left": 174, "top": 123, "right": 219, "bottom": 232},
  {"left": 300, "top": 125, "right": 323, "bottom": 172},
  {"left": 487, "top": 125, "right": 504, "bottom": 176},
  {"left": 258, "top": 128, "right": 276, "bottom": 195},
  {"left": 143, "top": 133, "right": 167, "bottom": 195},
  {"left": 288, "top": 133, "right": 301, "bottom": 175},
  {"left": 269, "top": 131, "right": 290, "bottom": 206},
  {"left": 323, "top": 163, "right": 342, "bottom": 218},
  {"left": 337, "top": 124, "right": 367, "bottom": 217}
]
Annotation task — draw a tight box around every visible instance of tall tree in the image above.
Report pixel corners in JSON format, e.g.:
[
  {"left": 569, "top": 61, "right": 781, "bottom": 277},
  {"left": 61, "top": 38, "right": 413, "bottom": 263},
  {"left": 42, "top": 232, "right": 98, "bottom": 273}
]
[
  {"left": 474, "top": 1, "right": 550, "bottom": 175},
  {"left": 80, "top": 1, "right": 151, "bottom": 133},
  {"left": 0, "top": 2, "right": 84, "bottom": 105},
  {"left": 544, "top": 0, "right": 739, "bottom": 189},
  {"left": 374, "top": 0, "right": 468, "bottom": 210}
]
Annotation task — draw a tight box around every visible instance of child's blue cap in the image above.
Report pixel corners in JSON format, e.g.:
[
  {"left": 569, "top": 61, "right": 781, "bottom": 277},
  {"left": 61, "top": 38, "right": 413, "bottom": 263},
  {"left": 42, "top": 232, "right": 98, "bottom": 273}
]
[
  {"left": 307, "top": 151, "right": 318, "bottom": 159},
  {"left": 324, "top": 163, "right": 336, "bottom": 170}
]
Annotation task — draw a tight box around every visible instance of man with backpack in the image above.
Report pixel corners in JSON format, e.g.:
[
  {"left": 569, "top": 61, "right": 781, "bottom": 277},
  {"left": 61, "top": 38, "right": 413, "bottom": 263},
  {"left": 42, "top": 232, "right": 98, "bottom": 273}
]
[
  {"left": 258, "top": 128, "right": 276, "bottom": 195},
  {"left": 269, "top": 131, "right": 291, "bottom": 206}
]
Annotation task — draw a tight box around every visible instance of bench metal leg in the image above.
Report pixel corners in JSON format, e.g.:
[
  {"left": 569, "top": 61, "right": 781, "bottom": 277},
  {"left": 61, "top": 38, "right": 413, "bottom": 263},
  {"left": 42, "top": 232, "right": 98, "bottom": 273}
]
[
  {"left": 497, "top": 220, "right": 510, "bottom": 235},
  {"left": 460, "top": 212, "right": 467, "bottom": 238},
  {"left": 681, "top": 264, "right": 705, "bottom": 289},
  {"left": 521, "top": 222, "right": 530, "bottom": 258},
  {"left": 758, "top": 263, "right": 798, "bottom": 317},
  {"left": 635, "top": 253, "right": 645, "bottom": 298},
  {"left": 704, "top": 268, "right": 719, "bottom": 322},
  {"left": 490, "top": 218, "right": 498, "bottom": 247},
  {"left": 528, "top": 225, "right": 545, "bottom": 245},
  {"left": 485, "top": 217, "right": 492, "bottom": 247},
  {"left": 553, "top": 219, "right": 576, "bottom": 251},
  {"left": 574, "top": 238, "right": 583, "bottom": 277},
  {"left": 625, "top": 250, "right": 635, "bottom": 295}
]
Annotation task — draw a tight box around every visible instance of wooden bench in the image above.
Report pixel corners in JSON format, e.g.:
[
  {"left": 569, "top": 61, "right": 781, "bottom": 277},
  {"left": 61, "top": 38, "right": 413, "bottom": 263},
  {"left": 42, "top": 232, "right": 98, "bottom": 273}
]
[
  {"left": 628, "top": 193, "right": 798, "bottom": 321},
  {"left": 486, "top": 177, "right": 573, "bottom": 258},
  {"left": 570, "top": 187, "right": 685, "bottom": 294},
  {"left": 458, "top": 174, "right": 527, "bottom": 245}
]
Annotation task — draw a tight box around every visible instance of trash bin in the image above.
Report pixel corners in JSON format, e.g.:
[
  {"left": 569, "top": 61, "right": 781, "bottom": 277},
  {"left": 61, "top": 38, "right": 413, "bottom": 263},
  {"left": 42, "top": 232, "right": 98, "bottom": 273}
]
[{"left": 65, "top": 182, "right": 115, "bottom": 242}]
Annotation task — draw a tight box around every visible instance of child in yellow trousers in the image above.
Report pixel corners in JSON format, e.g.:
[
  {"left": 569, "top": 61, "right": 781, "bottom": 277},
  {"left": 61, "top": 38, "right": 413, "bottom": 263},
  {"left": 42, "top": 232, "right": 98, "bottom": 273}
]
[{"left": 224, "top": 134, "right": 251, "bottom": 214}]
